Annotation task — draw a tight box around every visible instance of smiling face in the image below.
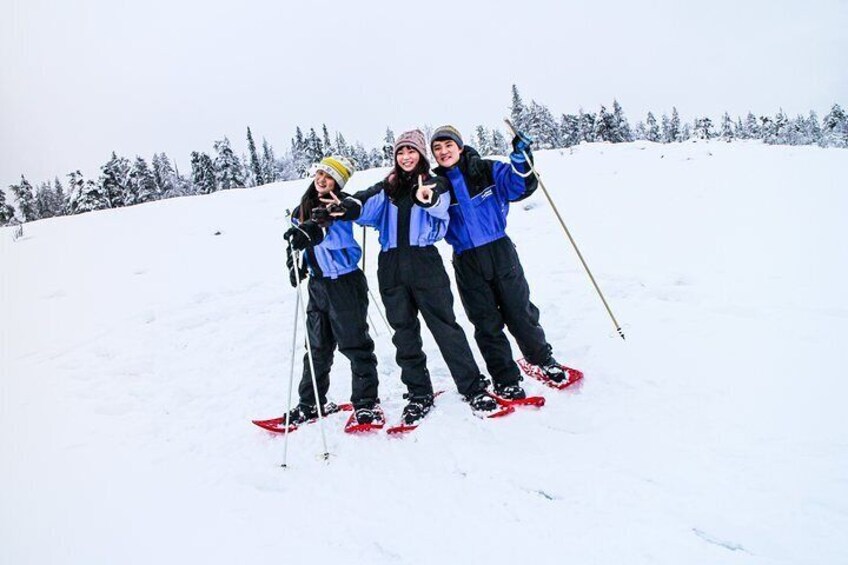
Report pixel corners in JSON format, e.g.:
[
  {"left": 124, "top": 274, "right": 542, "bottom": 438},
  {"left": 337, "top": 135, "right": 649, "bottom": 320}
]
[
  {"left": 395, "top": 146, "right": 421, "bottom": 173},
  {"left": 432, "top": 139, "right": 462, "bottom": 168},
  {"left": 313, "top": 170, "right": 337, "bottom": 195}
]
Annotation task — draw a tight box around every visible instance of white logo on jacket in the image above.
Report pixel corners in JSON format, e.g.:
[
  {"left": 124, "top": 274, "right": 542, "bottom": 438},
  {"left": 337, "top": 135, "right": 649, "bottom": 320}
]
[{"left": 477, "top": 187, "right": 494, "bottom": 201}]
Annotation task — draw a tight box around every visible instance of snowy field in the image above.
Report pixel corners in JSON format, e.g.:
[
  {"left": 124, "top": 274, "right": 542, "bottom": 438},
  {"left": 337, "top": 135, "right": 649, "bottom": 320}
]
[{"left": 2, "top": 141, "right": 846, "bottom": 564}]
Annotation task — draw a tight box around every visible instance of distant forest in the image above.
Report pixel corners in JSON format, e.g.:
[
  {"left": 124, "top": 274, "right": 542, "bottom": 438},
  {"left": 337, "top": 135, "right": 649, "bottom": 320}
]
[{"left": 2, "top": 85, "right": 846, "bottom": 227}]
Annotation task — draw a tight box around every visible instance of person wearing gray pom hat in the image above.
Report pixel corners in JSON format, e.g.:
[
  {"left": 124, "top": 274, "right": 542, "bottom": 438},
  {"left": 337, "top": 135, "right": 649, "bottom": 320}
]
[
  {"left": 324, "top": 128, "right": 502, "bottom": 423},
  {"left": 393, "top": 128, "right": 429, "bottom": 158}
]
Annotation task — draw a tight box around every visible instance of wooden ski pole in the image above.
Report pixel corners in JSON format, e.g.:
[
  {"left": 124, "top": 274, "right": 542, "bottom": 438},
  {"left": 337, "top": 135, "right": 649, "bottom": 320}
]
[{"left": 504, "top": 118, "right": 625, "bottom": 340}]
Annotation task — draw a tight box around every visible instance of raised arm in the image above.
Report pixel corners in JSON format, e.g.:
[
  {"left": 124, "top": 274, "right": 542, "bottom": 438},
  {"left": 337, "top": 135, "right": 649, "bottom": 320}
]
[
  {"left": 350, "top": 183, "right": 388, "bottom": 228},
  {"left": 492, "top": 133, "right": 538, "bottom": 202}
]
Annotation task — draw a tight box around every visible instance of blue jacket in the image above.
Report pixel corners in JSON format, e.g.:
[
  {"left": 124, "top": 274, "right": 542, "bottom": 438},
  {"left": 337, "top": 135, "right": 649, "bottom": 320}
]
[
  {"left": 291, "top": 200, "right": 361, "bottom": 279},
  {"left": 434, "top": 146, "right": 537, "bottom": 254},
  {"left": 352, "top": 179, "right": 450, "bottom": 251}
]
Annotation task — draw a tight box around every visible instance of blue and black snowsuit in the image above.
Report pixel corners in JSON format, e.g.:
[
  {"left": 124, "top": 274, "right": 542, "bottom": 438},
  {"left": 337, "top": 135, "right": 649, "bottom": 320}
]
[
  {"left": 434, "top": 146, "right": 552, "bottom": 387},
  {"left": 350, "top": 173, "right": 487, "bottom": 399},
  {"left": 289, "top": 190, "right": 379, "bottom": 410}
]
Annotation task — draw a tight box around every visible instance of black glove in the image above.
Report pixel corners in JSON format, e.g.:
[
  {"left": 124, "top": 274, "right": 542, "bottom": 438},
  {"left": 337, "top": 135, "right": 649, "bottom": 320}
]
[
  {"left": 310, "top": 206, "right": 332, "bottom": 228},
  {"left": 331, "top": 197, "right": 361, "bottom": 221},
  {"left": 284, "top": 220, "right": 324, "bottom": 251},
  {"left": 430, "top": 176, "right": 449, "bottom": 195}
]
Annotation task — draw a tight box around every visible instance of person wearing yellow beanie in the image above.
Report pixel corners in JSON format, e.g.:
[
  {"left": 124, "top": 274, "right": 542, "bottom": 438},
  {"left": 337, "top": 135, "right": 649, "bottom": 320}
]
[{"left": 282, "top": 155, "right": 383, "bottom": 430}]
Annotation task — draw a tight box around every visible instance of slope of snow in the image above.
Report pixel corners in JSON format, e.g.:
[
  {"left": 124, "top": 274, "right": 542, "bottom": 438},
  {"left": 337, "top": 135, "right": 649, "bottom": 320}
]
[{"left": 2, "top": 141, "right": 846, "bottom": 564}]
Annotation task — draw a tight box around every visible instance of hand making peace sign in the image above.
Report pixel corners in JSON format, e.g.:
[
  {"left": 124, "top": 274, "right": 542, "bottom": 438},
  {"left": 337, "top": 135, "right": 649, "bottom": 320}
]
[
  {"left": 318, "top": 191, "right": 347, "bottom": 217},
  {"left": 416, "top": 175, "right": 437, "bottom": 205}
]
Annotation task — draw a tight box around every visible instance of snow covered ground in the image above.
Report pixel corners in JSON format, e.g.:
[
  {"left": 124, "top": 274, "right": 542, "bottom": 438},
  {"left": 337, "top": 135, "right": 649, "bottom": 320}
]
[{"left": 2, "top": 141, "right": 846, "bottom": 564}]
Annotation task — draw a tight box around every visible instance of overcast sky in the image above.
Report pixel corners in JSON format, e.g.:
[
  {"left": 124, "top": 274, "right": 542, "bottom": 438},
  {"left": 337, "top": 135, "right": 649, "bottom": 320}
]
[{"left": 1, "top": 0, "right": 846, "bottom": 189}]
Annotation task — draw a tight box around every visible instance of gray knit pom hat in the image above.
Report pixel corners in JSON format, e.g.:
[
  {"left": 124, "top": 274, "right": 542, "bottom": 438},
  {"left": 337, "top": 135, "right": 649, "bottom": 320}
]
[{"left": 393, "top": 129, "right": 429, "bottom": 158}]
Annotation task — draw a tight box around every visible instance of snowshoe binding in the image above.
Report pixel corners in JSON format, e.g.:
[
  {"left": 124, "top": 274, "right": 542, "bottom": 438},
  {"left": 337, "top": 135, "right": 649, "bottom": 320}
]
[
  {"left": 466, "top": 390, "right": 514, "bottom": 419},
  {"left": 387, "top": 392, "right": 442, "bottom": 435},
  {"left": 252, "top": 402, "right": 352, "bottom": 433},
  {"left": 518, "top": 357, "right": 584, "bottom": 390},
  {"left": 344, "top": 403, "right": 386, "bottom": 434},
  {"left": 491, "top": 382, "right": 546, "bottom": 408}
]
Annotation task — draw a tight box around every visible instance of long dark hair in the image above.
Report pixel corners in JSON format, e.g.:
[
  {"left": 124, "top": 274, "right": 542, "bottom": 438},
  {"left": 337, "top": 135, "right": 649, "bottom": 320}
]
[{"left": 385, "top": 149, "right": 431, "bottom": 202}]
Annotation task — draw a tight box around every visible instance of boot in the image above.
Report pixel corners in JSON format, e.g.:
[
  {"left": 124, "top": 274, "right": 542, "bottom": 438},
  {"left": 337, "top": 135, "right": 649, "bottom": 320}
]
[
  {"left": 354, "top": 403, "right": 385, "bottom": 426},
  {"left": 540, "top": 357, "right": 567, "bottom": 383},
  {"left": 285, "top": 404, "right": 319, "bottom": 426},
  {"left": 494, "top": 382, "right": 526, "bottom": 400},
  {"left": 465, "top": 390, "right": 498, "bottom": 414},
  {"left": 401, "top": 394, "right": 434, "bottom": 426}
]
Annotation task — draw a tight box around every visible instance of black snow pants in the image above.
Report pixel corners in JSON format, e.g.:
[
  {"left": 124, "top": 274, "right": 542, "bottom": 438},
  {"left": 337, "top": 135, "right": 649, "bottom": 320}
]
[
  {"left": 452, "top": 236, "right": 552, "bottom": 386},
  {"left": 377, "top": 245, "right": 485, "bottom": 398},
  {"left": 297, "top": 269, "right": 379, "bottom": 409}
]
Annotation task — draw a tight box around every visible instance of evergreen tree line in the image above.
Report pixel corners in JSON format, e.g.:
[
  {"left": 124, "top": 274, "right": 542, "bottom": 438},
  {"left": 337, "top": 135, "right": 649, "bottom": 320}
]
[
  {"left": 1, "top": 124, "right": 402, "bottom": 225},
  {"left": 486, "top": 85, "right": 848, "bottom": 156},
  {"left": 2, "top": 87, "right": 846, "bottom": 227}
]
